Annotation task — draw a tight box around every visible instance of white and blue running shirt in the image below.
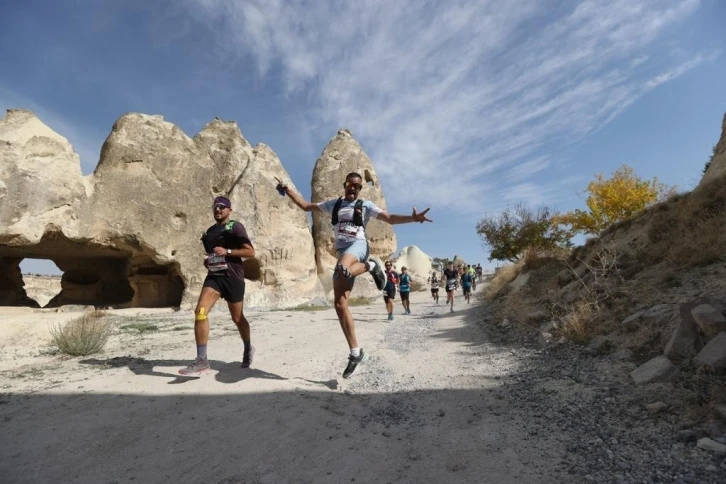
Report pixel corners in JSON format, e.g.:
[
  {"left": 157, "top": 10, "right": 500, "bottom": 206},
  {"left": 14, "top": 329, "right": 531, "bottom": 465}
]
[{"left": 317, "top": 198, "right": 384, "bottom": 249}]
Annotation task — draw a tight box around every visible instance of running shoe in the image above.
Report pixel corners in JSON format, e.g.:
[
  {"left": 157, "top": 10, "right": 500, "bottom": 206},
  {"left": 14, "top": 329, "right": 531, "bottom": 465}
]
[
  {"left": 179, "top": 356, "right": 210, "bottom": 376},
  {"left": 369, "top": 258, "right": 386, "bottom": 290},
  {"left": 388, "top": 313, "right": 394, "bottom": 321},
  {"left": 342, "top": 349, "right": 368, "bottom": 379},
  {"left": 241, "top": 345, "right": 255, "bottom": 368}
]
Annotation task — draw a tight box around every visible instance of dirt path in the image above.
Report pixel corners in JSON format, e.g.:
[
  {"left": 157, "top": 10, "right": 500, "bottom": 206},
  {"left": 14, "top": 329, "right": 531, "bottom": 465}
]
[{"left": 0, "top": 287, "right": 577, "bottom": 483}]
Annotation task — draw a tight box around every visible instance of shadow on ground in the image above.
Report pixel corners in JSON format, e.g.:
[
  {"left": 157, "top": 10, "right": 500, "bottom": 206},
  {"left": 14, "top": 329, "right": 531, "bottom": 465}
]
[
  {"left": 80, "top": 357, "right": 339, "bottom": 388},
  {"left": 0, "top": 383, "right": 565, "bottom": 484}
]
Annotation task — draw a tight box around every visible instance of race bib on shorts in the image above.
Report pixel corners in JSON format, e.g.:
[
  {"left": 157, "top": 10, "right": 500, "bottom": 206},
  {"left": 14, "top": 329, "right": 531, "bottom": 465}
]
[
  {"left": 208, "top": 254, "right": 228, "bottom": 272},
  {"left": 446, "top": 279, "right": 456, "bottom": 291}
]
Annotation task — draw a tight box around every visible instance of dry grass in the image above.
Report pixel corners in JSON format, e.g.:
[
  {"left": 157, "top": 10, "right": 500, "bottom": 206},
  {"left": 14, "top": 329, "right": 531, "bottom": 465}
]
[
  {"left": 645, "top": 177, "right": 726, "bottom": 266},
  {"left": 50, "top": 310, "right": 113, "bottom": 356},
  {"left": 559, "top": 300, "right": 595, "bottom": 343},
  {"left": 484, "top": 261, "right": 524, "bottom": 300},
  {"left": 348, "top": 296, "right": 373, "bottom": 306}
]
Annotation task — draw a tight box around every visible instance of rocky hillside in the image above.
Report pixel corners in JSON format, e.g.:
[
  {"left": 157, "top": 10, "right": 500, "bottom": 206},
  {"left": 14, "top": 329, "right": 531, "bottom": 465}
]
[{"left": 481, "top": 113, "right": 726, "bottom": 473}]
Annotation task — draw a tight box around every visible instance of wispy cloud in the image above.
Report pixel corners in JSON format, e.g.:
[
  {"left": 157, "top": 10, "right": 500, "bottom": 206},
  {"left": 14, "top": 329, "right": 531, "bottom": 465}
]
[{"left": 185, "top": 0, "right": 712, "bottom": 212}]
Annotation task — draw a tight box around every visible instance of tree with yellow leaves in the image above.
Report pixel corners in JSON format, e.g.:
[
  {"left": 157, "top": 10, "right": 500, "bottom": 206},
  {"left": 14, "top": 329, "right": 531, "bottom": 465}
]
[{"left": 557, "top": 165, "right": 676, "bottom": 235}]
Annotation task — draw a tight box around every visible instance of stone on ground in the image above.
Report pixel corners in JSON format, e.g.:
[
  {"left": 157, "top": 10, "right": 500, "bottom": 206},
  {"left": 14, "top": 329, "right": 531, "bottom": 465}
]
[
  {"left": 691, "top": 304, "right": 726, "bottom": 339},
  {"left": 630, "top": 356, "right": 676, "bottom": 385},
  {"left": 694, "top": 332, "right": 726, "bottom": 370}
]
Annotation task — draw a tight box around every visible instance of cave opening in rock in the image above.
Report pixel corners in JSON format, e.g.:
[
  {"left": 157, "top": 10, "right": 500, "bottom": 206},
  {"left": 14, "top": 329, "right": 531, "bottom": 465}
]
[
  {"left": 16, "top": 259, "right": 63, "bottom": 308},
  {"left": 0, "top": 231, "right": 185, "bottom": 309}
]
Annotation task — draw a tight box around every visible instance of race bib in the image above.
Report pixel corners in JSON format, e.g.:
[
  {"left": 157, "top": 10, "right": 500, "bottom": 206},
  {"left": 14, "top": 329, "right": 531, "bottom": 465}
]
[
  {"left": 336, "top": 221, "right": 359, "bottom": 241},
  {"left": 208, "top": 254, "right": 228, "bottom": 272},
  {"left": 446, "top": 279, "right": 456, "bottom": 291}
]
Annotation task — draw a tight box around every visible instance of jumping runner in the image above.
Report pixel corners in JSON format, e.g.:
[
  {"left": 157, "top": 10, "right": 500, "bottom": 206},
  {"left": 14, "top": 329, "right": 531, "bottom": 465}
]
[
  {"left": 275, "top": 173, "right": 432, "bottom": 378},
  {"left": 180, "top": 196, "right": 256, "bottom": 376},
  {"left": 383, "top": 261, "right": 399, "bottom": 320},
  {"left": 398, "top": 266, "right": 412, "bottom": 315},
  {"left": 443, "top": 262, "right": 458, "bottom": 313}
]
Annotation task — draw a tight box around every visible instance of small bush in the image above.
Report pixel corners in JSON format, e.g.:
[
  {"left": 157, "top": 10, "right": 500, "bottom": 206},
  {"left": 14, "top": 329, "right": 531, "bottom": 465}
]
[
  {"left": 50, "top": 311, "right": 113, "bottom": 356},
  {"left": 560, "top": 301, "right": 594, "bottom": 343}
]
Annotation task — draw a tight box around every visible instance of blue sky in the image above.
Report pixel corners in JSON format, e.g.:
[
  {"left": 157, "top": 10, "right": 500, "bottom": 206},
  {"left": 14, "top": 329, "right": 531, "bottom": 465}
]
[{"left": 1, "top": 0, "right": 724, "bottom": 275}]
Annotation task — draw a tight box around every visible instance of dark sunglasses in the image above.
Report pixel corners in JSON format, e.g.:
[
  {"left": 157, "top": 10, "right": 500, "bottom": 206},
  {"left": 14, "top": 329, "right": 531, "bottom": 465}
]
[
  {"left": 212, "top": 204, "right": 229, "bottom": 211},
  {"left": 343, "top": 181, "right": 362, "bottom": 190}
]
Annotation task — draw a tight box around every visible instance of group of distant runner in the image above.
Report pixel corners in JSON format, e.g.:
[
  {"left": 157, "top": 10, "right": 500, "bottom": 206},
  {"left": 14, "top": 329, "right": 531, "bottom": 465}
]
[
  {"left": 428, "top": 263, "right": 483, "bottom": 312},
  {"left": 180, "top": 172, "right": 432, "bottom": 379}
]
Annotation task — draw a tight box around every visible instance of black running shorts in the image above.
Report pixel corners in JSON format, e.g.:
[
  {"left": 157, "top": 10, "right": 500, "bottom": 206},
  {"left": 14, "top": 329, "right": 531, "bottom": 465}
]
[
  {"left": 383, "top": 286, "right": 396, "bottom": 302},
  {"left": 203, "top": 275, "right": 245, "bottom": 302},
  {"left": 399, "top": 291, "right": 410, "bottom": 302}
]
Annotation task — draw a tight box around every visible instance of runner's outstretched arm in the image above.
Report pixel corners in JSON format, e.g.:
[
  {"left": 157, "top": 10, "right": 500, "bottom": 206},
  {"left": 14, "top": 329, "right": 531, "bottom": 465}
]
[
  {"left": 276, "top": 178, "right": 322, "bottom": 213},
  {"left": 377, "top": 207, "right": 432, "bottom": 225}
]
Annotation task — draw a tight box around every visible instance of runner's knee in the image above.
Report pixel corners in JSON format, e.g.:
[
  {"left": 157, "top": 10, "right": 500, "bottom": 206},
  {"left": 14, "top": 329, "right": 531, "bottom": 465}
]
[{"left": 195, "top": 306, "right": 208, "bottom": 322}]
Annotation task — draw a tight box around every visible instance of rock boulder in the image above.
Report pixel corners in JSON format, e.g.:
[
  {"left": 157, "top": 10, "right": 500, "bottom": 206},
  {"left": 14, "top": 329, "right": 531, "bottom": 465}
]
[
  {"left": 310, "top": 129, "right": 396, "bottom": 295},
  {"left": 630, "top": 355, "right": 677, "bottom": 385},
  {"left": 393, "top": 245, "right": 433, "bottom": 287},
  {"left": 0, "top": 110, "right": 323, "bottom": 308}
]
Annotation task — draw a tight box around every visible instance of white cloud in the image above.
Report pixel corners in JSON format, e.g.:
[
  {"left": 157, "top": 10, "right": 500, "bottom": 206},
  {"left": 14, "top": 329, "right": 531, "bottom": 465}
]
[{"left": 185, "top": 0, "right": 712, "bottom": 213}]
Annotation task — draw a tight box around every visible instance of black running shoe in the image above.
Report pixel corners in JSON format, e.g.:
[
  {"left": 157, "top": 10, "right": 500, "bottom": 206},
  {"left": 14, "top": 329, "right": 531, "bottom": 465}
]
[
  {"left": 342, "top": 349, "right": 369, "bottom": 379},
  {"left": 369, "top": 258, "right": 386, "bottom": 291},
  {"left": 241, "top": 345, "right": 255, "bottom": 368}
]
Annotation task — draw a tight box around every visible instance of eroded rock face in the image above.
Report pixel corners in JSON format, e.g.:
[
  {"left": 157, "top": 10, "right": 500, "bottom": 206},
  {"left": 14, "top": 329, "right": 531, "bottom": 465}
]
[
  {"left": 0, "top": 109, "right": 87, "bottom": 244},
  {"left": 700, "top": 113, "right": 726, "bottom": 186},
  {"left": 311, "top": 129, "right": 397, "bottom": 294},
  {"left": 0, "top": 110, "right": 323, "bottom": 308},
  {"left": 393, "top": 245, "right": 433, "bottom": 285}
]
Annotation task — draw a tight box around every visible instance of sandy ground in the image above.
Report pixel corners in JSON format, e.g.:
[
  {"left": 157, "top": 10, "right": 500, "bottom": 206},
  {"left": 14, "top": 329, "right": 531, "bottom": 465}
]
[{"left": 0, "top": 287, "right": 572, "bottom": 484}]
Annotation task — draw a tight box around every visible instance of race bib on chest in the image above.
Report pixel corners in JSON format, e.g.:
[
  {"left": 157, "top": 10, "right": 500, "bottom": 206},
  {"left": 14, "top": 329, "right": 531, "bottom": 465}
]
[
  {"left": 336, "top": 221, "right": 359, "bottom": 241},
  {"left": 208, "top": 254, "right": 228, "bottom": 272}
]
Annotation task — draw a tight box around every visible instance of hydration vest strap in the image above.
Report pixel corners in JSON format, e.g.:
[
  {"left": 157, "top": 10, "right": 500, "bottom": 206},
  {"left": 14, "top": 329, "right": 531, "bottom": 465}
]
[
  {"left": 331, "top": 198, "right": 343, "bottom": 225},
  {"left": 331, "top": 198, "right": 364, "bottom": 226}
]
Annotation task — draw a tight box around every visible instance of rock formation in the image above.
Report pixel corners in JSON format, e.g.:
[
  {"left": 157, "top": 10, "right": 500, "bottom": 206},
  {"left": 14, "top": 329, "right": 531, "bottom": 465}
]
[
  {"left": 393, "top": 246, "right": 433, "bottom": 285},
  {"left": 0, "top": 109, "right": 323, "bottom": 308},
  {"left": 699, "top": 112, "right": 726, "bottom": 186},
  {"left": 310, "top": 129, "right": 397, "bottom": 294}
]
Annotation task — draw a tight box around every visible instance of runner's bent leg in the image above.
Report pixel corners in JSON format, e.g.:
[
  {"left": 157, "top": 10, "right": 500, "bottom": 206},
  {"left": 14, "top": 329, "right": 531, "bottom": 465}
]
[{"left": 337, "top": 252, "right": 368, "bottom": 277}]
